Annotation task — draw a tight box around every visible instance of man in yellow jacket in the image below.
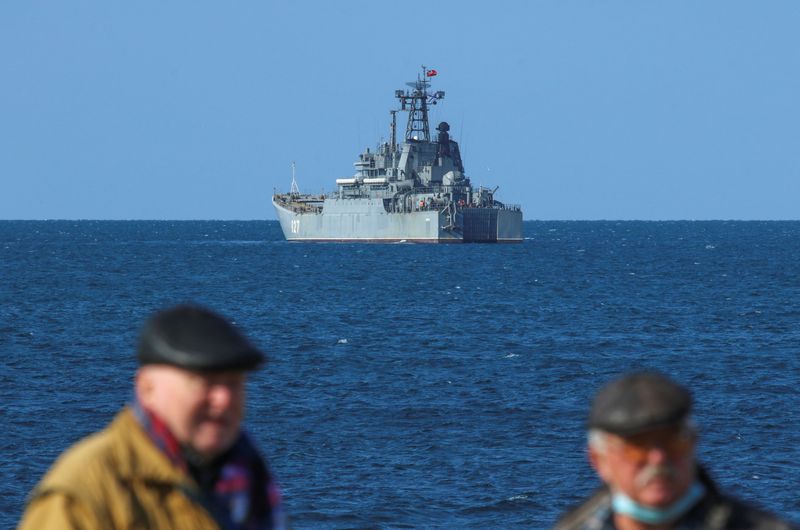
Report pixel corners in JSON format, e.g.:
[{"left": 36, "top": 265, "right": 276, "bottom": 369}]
[{"left": 18, "top": 304, "right": 287, "bottom": 530}]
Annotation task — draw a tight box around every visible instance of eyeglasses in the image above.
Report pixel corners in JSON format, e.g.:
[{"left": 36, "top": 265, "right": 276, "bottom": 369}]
[{"left": 606, "top": 426, "right": 695, "bottom": 463}]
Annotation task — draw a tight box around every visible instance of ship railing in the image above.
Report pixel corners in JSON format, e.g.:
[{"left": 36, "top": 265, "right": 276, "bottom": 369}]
[
  {"left": 337, "top": 190, "right": 373, "bottom": 199},
  {"left": 273, "top": 193, "right": 325, "bottom": 214},
  {"left": 285, "top": 203, "right": 323, "bottom": 214},
  {"left": 273, "top": 192, "right": 325, "bottom": 202},
  {"left": 460, "top": 202, "right": 521, "bottom": 212},
  {"left": 383, "top": 199, "right": 522, "bottom": 214}
]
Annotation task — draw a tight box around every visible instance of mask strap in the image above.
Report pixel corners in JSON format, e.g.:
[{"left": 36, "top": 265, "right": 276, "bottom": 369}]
[{"left": 612, "top": 481, "right": 705, "bottom": 525}]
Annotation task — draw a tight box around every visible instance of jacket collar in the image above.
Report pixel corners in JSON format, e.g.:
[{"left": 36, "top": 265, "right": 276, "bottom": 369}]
[{"left": 111, "top": 408, "right": 196, "bottom": 487}]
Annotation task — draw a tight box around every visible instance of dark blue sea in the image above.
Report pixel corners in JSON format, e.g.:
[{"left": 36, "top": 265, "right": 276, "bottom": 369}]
[{"left": 2, "top": 220, "right": 799, "bottom": 528}]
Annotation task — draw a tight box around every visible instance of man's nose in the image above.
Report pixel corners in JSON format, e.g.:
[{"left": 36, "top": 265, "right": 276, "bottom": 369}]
[
  {"left": 645, "top": 445, "right": 669, "bottom": 464},
  {"left": 208, "top": 383, "right": 235, "bottom": 409}
]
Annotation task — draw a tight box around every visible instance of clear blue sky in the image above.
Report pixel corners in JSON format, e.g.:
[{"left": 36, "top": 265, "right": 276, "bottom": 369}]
[{"left": 2, "top": 1, "right": 799, "bottom": 220}]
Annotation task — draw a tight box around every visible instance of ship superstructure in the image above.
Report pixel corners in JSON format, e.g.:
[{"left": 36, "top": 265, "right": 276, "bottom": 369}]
[{"left": 272, "top": 68, "right": 523, "bottom": 243}]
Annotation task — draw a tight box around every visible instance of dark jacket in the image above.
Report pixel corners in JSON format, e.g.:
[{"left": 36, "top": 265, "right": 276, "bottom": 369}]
[{"left": 553, "top": 467, "right": 797, "bottom": 530}]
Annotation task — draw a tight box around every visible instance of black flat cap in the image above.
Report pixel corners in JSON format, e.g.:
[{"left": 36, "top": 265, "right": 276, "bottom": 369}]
[
  {"left": 137, "top": 304, "right": 265, "bottom": 371},
  {"left": 589, "top": 372, "right": 691, "bottom": 436}
]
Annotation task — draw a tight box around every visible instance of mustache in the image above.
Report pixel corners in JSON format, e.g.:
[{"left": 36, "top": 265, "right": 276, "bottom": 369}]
[
  {"left": 634, "top": 464, "right": 676, "bottom": 489},
  {"left": 198, "top": 411, "right": 234, "bottom": 424}
]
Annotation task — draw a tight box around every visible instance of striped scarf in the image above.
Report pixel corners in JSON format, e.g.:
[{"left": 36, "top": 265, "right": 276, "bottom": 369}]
[{"left": 133, "top": 401, "right": 287, "bottom": 530}]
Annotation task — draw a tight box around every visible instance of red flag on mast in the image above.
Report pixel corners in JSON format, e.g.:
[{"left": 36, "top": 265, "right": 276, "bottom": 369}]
[{"left": 426, "top": 69, "right": 438, "bottom": 77}]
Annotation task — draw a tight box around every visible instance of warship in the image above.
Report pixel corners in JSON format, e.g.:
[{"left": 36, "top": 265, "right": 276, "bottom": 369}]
[{"left": 272, "top": 67, "right": 523, "bottom": 243}]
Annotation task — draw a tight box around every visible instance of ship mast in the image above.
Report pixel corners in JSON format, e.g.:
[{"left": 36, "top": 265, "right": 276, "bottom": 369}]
[
  {"left": 389, "top": 110, "right": 397, "bottom": 153},
  {"left": 395, "top": 65, "right": 444, "bottom": 142},
  {"left": 290, "top": 161, "right": 300, "bottom": 195}
]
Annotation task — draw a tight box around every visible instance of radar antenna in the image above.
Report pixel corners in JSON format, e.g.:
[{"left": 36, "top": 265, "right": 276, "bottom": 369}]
[{"left": 395, "top": 65, "right": 445, "bottom": 142}]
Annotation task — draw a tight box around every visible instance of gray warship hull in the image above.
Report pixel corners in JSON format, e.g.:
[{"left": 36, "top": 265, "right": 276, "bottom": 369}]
[
  {"left": 273, "top": 68, "right": 524, "bottom": 243},
  {"left": 273, "top": 196, "right": 522, "bottom": 243}
]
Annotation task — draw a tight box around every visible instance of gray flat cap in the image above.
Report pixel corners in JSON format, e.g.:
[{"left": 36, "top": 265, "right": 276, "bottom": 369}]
[
  {"left": 137, "top": 304, "right": 265, "bottom": 371},
  {"left": 588, "top": 372, "right": 691, "bottom": 436}
]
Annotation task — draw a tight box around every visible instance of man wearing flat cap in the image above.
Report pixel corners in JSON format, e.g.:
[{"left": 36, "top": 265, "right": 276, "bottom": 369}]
[
  {"left": 554, "top": 372, "right": 796, "bottom": 530},
  {"left": 19, "top": 304, "right": 287, "bottom": 530}
]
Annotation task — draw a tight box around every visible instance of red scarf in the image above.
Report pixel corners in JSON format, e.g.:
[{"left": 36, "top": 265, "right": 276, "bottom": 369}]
[{"left": 133, "top": 402, "right": 286, "bottom": 530}]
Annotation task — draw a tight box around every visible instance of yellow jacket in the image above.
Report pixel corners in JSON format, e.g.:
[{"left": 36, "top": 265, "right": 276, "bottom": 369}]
[{"left": 18, "top": 407, "right": 221, "bottom": 530}]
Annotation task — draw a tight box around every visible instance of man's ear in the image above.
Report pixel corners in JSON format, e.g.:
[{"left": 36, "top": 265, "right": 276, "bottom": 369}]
[
  {"left": 589, "top": 446, "right": 612, "bottom": 484},
  {"left": 134, "top": 367, "right": 152, "bottom": 405}
]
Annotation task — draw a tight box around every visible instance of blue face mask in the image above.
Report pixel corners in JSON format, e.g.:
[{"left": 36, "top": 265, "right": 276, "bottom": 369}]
[{"left": 611, "top": 481, "right": 705, "bottom": 525}]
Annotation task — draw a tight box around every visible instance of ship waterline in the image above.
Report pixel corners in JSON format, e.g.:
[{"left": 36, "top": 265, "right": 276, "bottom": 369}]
[{"left": 273, "top": 196, "right": 522, "bottom": 243}]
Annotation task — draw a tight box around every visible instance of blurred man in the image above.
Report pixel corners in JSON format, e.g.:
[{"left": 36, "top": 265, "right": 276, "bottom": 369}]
[
  {"left": 19, "top": 304, "right": 286, "bottom": 530},
  {"left": 554, "top": 372, "right": 796, "bottom": 530}
]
